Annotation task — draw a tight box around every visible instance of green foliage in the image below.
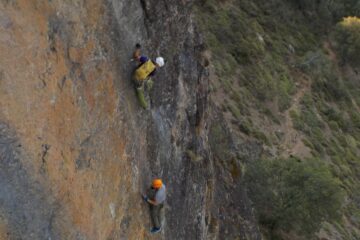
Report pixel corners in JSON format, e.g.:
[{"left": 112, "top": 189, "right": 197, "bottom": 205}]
[
  {"left": 350, "top": 111, "right": 360, "bottom": 132},
  {"left": 237, "top": 119, "right": 252, "bottom": 135},
  {"left": 298, "top": 50, "right": 330, "bottom": 74},
  {"left": 196, "top": 1, "right": 360, "bottom": 238},
  {"left": 320, "top": 105, "right": 352, "bottom": 132},
  {"left": 242, "top": 65, "right": 277, "bottom": 101},
  {"left": 313, "top": 69, "right": 351, "bottom": 103},
  {"left": 288, "top": 0, "right": 359, "bottom": 28},
  {"left": 290, "top": 109, "right": 304, "bottom": 130},
  {"left": 195, "top": 0, "right": 305, "bottom": 114},
  {"left": 261, "top": 107, "right": 281, "bottom": 124},
  {"left": 334, "top": 17, "right": 360, "bottom": 67},
  {"left": 298, "top": 50, "right": 351, "bottom": 102},
  {"left": 235, "top": 117, "right": 271, "bottom": 145},
  {"left": 278, "top": 74, "right": 295, "bottom": 111},
  {"left": 245, "top": 157, "right": 344, "bottom": 237},
  {"left": 228, "top": 102, "right": 241, "bottom": 119},
  {"left": 291, "top": 95, "right": 325, "bottom": 141}
]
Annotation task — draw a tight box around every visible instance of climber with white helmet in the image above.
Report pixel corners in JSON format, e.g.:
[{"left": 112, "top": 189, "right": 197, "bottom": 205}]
[
  {"left": 132, "top": 43, "right": 165, "bottom": 108},
  {"left": 132, "top": 43, "right": 165, "bottom": 88},
  {"left": 142, "top": 178, "right": 166, "bottom": 234}
]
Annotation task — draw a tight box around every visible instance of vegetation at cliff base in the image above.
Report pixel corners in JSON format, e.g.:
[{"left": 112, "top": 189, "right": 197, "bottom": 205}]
[{"left": 245, "top": 157, "right": 344, "bottom": 238}]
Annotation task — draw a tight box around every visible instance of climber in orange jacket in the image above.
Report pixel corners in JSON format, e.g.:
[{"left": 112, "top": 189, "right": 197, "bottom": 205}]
[{"left": 142, "top": 178, "right": 166, "bottom": 234}]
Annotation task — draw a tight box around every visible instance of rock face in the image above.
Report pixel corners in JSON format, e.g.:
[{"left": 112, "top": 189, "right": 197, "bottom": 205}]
[{"left": 0, "top": 0, "right": 260, "bottom": 239}]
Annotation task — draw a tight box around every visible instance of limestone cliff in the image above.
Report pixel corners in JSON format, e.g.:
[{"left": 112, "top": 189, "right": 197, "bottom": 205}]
[{"left": 0, "top": 1, "right": 260, "bottom": 239}]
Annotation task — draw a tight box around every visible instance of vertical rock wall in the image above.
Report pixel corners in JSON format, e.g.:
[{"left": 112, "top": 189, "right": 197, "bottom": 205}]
[
  {"left": 0, "top": 0, "right": 260, "bottom": 239},
  {"left": 0, "top": 1, "right": 146, "bottom": 239}
]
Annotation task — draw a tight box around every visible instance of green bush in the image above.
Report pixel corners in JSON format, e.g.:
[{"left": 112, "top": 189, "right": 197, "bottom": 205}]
[
  {"left": 278, "top": 73, "right": 295, "bottom": 111},
  {"left": 334, "top": 17, "right": 360, "bottom": 67},
  {"left": 245, "top": 157, "right": 344, "bottom": 238}
]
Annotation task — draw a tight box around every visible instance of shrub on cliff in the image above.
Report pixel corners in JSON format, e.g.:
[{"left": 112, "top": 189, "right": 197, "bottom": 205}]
[
  {"left": 334, "top": 16, "right": 360, "bottom": 67},
  {"left": 245, "top": 157, "right": 344, "bottom": 238}
]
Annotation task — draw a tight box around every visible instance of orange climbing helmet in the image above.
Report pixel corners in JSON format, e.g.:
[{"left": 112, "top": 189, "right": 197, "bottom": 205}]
[{"left": 152, "top": 179, "right": 163, "bottom": 189}]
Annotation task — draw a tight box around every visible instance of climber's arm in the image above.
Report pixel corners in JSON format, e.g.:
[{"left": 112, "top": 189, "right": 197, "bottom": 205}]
[
  {"left": 133, "top": 43, "right": 142, "bottom": 61},
  {"left": 142, "top": 194, "right": 159, "bottom": 206}
]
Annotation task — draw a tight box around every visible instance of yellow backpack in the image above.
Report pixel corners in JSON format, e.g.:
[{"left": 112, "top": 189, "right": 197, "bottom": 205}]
[{"left": 134, "top": 60, "right": 156, "bottom": 81}]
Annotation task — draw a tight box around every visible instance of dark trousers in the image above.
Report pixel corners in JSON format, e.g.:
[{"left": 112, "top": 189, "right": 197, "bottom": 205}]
[{"left": 150, "top": 203, "right": 164, "bottom": 228}]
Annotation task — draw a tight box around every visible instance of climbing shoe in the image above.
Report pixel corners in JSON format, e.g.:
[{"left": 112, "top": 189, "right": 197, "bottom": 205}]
[{"left": 150, "top": 227, "right": 161, "bottom": 234}]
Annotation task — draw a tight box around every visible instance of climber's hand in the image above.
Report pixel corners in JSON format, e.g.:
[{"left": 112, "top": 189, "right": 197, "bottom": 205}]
[{"left": 142, "top": 194, "right": 148, "bottom": 202}]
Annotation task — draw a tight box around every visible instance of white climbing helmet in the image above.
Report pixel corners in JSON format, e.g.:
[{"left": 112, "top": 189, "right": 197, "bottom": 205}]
[{"left": 155, "top": 57, "right": 165, "bottom": 67}]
